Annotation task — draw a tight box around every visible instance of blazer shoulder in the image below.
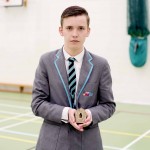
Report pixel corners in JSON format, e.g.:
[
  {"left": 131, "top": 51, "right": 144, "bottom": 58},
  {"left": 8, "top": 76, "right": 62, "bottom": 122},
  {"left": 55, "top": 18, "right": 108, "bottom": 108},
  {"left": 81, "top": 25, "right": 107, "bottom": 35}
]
[
  {"left": 40, "top": 49, "right": 59, "bottom": 62},
  {"left": 89, "top": 52, "right": 108, "bottom": 65},
  {"left": 40, "top": 49, "right": 59, "bottom": 60}
]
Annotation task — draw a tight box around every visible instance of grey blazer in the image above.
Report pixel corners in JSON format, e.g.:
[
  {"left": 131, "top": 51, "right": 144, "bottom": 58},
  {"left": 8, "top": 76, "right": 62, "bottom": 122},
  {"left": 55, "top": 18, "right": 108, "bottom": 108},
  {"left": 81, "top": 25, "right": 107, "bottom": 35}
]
[{"left": 31, "top": 48, "right": 116, "bottom": 150}]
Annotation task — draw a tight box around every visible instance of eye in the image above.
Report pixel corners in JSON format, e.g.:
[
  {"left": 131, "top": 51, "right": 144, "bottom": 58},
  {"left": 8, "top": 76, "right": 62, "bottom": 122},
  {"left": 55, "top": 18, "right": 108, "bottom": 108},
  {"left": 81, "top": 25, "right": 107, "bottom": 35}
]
[
  {"left": 79, "top": 26, "right": 85, "bottom": 30},
  {"left": 66, "top": 26, "right": 72, "bottom": 30}
]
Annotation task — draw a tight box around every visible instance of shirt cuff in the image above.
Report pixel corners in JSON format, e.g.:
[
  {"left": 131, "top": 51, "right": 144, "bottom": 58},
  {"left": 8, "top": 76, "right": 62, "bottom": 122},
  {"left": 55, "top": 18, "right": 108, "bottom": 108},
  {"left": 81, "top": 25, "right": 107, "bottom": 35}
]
[{"left": 61, "top": 107, "right": 70, "bottom": 123}]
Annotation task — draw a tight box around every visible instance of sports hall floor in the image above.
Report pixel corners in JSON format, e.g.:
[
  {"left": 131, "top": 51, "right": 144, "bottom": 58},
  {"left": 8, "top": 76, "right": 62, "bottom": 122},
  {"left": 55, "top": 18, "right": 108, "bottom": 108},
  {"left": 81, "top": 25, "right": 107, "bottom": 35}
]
[{"left": 0, "top": 92, "right": 150, "bottom": 150}]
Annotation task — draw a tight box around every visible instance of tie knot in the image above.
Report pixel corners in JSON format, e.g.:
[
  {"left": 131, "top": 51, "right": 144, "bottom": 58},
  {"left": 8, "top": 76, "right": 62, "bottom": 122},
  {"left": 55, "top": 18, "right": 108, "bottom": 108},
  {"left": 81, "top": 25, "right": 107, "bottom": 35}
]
[{"left": 68, "top": 57, "right": 76, "bottom": 62}]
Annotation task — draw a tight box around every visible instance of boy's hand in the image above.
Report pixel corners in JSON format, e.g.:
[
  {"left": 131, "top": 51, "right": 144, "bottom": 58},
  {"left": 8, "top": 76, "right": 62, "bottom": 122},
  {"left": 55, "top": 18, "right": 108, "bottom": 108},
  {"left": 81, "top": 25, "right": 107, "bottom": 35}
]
[
  {"left": 78, "top": 109, "right": 92, "bottom": 128},
  {"left": 68, "top": 109, "right": 92, "bottom": 131},
  {"left": 68, "top": 108, "right": 84, "bottom": 132}
]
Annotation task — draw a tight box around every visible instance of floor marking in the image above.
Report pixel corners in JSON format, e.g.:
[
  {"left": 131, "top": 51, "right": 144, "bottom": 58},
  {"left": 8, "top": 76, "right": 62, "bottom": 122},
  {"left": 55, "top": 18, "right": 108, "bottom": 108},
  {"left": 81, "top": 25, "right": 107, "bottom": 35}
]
[
  {"left": 26, "top": 146, "right": 36, "bottom": 150},
  {"left": 0, "top": 114, "right": 42, "bottom": 123},
  {"left": 101, "top": 129, "right": 150, "bottom": 138},
  {"left": 121, "top": 129, "right": 150, "bottom": 150},
  {"left": 0, "top": 103, "right": 30, "bottom": 110},
  {"left": 0, "top": 110, "right": 34, "bottom": 116},
  {"left": 0, "top": 117, "right": 39, "bottom": 130},
  {"left": 0, "top": 135, "right": 36, "bottom": 144},
  {"left": 0, "top": 112, "right": 32, "bottom": 123},
  {"left": 103, "top": 145, "right": 121, "bottom": 150},
  {"left": 0, "top": 111, "right": 19, "bottom": 115},
  {"left": 0, "top": 128, "right": 149, "bottom": 139},
  {"left": 117, "top": 110, "right": 150, "bottom": 116},
  {"left": 0, "top": 129, "right": 38, "bottom": 137},
  {"left": 0, "top": 110, "right": 26, "bottom": 115}
]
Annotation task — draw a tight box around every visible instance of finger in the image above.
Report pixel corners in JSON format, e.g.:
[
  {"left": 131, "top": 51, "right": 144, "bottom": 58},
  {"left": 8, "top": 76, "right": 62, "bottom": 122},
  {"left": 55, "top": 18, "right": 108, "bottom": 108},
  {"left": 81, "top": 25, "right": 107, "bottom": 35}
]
[
  {"left": 78, "top": 123, "right": 85, "bottom": 128},
  {"left": 85, "top": 120, "right": 92, "bottom": 126},
  {"left": 84, "top": 115, "right": 90, "bottom": 123},
  {"left": 68, "top": 110, "right": 83, "bottom": 131},
  {"left": 79, "top": 119, "right": 92, "bottom": 128},
  {"left": 84, "top": 109, "right": 92, "bottom": 123},
  {"left": 72, "top": 122, "right": 84, "bottom": 132},
  {"left": 79, "top": 122, "right": 88, "bottom": 128},
  {"left": 68, "top": 109, "right": 75, "bottom": 123},
  {"left": 70, "top": 114, "right": 75, "bottom": 123}
]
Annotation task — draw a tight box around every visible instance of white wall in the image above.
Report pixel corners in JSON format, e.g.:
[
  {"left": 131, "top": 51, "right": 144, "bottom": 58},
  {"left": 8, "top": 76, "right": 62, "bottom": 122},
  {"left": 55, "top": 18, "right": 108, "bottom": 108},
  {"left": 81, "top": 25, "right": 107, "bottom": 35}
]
[{"left": 0, "top": 0, "right": 150, "bottom": 105}]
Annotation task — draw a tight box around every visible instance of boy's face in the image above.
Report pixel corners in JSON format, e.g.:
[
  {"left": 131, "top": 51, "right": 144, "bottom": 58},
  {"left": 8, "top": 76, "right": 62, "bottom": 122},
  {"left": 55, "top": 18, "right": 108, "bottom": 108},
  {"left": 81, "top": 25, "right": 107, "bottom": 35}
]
[{"left": 59, "top": 15, "right": 90, "bottom": 51}]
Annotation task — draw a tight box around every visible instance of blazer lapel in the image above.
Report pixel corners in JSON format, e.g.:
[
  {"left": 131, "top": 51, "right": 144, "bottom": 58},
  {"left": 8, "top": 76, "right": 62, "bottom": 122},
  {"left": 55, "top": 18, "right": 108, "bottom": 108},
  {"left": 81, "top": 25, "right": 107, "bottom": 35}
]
[
  {"left": 54, "top": 49, "right": 72, "bottom": 108},
  {"left": 76, "top": 50, "right": 94, "bottom": 101}
]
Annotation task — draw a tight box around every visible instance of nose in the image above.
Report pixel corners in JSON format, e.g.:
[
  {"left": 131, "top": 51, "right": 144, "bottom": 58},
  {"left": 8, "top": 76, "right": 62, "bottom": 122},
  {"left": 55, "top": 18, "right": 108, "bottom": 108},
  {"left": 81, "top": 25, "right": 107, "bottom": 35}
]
[{"left": 72, "top": 29, "right": 78, "bottom": 37}]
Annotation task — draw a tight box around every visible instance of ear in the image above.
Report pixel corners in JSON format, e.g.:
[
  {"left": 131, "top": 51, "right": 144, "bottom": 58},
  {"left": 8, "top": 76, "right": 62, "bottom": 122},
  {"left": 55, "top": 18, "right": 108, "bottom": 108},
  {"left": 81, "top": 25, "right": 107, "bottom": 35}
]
[
  {"left": 86, "top": 27, "right": 90, "bottom": 37},
  {"left": 59, "top": 27, "right": 63, "bottom": 36}
]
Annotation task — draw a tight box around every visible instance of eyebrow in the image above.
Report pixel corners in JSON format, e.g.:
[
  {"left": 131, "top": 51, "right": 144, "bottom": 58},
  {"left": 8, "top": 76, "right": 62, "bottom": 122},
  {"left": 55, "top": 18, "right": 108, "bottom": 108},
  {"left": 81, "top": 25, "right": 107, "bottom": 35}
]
[{"left": 65, "top": 25, "right": 86, "bottom": 27}]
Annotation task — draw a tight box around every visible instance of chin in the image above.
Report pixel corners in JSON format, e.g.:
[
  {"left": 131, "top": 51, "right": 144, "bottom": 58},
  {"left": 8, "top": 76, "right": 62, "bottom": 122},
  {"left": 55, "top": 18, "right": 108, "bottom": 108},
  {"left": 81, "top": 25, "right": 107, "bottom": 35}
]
[
  {"left": 71, "top": 44, "right": 81, "bottom": 49},
  {"left": 71, "top": 46, "right": 80, "bottom": 51}
]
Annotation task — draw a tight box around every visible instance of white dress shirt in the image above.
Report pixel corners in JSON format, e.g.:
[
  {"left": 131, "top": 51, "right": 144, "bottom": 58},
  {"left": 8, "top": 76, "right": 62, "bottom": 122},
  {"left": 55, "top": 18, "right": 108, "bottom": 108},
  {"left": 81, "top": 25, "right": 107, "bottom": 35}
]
[
  {"left": 61, "top": 48, "right": 85, "bottom": 123},
  {"left": 63, "top": 48, "right": 85, "bottom": 94}
]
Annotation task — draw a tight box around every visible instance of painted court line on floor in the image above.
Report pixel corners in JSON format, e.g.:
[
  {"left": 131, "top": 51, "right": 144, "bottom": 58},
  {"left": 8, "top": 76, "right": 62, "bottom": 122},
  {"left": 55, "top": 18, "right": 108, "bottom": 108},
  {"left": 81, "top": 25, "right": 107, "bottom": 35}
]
[
  {"left": 117, "top": 110, "right": 150, "bottom": 116},
  {"left": 26, "top": 146, "right": 36, "bottom": 150},
  {"left": 0, "top": 129, "right": 38, "bottom": 137},
  {"left": 0, "top": 135, "right": 36, "bottom": 144},
  {"left": 0, "top": 112, "right": 32, "bottom": 123},
  {"left": 1, "top": 127, "right": 149, "bottom": 140},
  {"left": 0, "top": 110, "right": 34, "bottom": 117},
  {"left": 0, "top": 110, "right": 27, "bottom": 115},
  {"left": 101, "top": 129, "right": 150, "bottom": 138},
  {"left": 0, "top": 133, "right": 122, "bottom": 150},
  {"left": 121, "top": 129, "right": 150, "bottom": 150},
  {"left": 0, "top": 114, "right": 42, "bottom": 124},
  {"left": 0, "top": 103, "right": 31, "bottom": 110},
  {"left": 0, "top": 117, "right": 39, "bottom": 130},
  {"left": 103, "top": 145, "right": 122, "bottom": 150}
]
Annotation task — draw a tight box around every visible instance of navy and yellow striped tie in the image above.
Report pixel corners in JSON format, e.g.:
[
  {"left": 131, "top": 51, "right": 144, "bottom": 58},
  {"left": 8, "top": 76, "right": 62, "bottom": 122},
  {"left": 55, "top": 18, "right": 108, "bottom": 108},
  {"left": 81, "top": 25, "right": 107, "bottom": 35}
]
[{"left": 68, "top": 57, "right": 76, "bottom": 107}]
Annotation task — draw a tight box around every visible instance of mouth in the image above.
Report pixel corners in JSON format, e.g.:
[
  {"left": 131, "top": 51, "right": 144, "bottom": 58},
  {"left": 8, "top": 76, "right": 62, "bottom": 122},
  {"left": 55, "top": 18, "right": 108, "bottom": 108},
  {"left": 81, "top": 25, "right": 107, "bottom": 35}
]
[{"left": 70, "top": 40, "right": 79, "bottom": 43}]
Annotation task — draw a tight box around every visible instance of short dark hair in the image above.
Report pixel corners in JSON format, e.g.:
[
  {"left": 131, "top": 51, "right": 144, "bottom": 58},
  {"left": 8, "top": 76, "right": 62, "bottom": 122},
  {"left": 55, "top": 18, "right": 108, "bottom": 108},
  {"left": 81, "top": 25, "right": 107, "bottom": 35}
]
[{"left": 60, "top": 6, "right": 90, "bottom": 27}]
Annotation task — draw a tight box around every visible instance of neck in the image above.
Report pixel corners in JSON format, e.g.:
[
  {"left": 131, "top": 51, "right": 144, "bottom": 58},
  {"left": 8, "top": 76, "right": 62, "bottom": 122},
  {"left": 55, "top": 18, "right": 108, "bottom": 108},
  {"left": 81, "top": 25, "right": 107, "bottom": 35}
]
[{"left": 64, "top": 46, "right": 83, "bottom": 56}]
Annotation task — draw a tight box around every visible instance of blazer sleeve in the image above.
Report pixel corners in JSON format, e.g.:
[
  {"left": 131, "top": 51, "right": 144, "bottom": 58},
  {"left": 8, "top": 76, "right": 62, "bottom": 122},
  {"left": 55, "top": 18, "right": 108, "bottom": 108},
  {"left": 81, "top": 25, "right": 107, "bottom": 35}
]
[
  {"left": 89, "top": 60, "right": 116, "bottom": 125},
  {"left": 31, "top": 55, "right": 64, "bottom": 124}
]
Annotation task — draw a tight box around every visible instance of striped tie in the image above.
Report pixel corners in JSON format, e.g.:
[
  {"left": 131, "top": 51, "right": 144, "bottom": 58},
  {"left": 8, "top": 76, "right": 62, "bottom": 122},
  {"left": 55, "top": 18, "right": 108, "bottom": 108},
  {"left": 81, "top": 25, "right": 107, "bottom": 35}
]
[{"left": 68, "top": 57, "right": 76, "bottom": 107}]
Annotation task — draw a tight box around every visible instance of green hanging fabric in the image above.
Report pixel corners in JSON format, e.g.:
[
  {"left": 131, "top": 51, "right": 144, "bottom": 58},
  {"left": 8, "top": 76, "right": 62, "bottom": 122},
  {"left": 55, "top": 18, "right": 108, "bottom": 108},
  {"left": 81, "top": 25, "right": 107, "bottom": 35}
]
[
  {"left": 127, "top": 0, "right": 149, "bottom": 67},
  {"left": 129, "top": 37, "right": 147, "bottom": 67},
  {"left": 127, "top": 0, "right": 149, "bottom": 37}
]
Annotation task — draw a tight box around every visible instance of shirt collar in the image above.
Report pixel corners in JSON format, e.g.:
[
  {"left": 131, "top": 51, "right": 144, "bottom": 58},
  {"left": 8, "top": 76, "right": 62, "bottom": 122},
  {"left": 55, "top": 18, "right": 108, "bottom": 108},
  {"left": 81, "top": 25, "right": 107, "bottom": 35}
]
[{"left": 63, "top": 48, "right": 85, "bottom": 63}]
